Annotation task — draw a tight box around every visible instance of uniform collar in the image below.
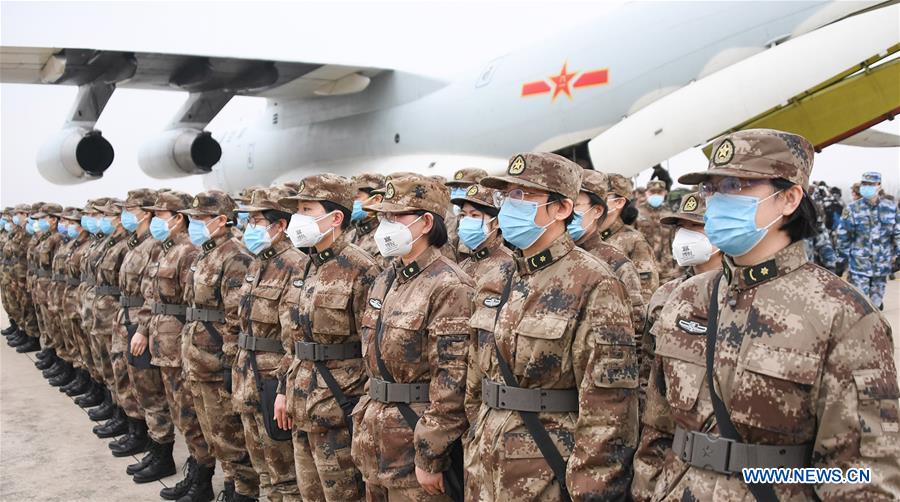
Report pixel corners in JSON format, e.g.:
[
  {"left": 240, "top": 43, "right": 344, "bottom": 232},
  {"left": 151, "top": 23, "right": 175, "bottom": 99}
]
[
  {"left": 470, "top": 231, "right": 503, "bottom": 262},
  {"left": 202, "top": 231, "right": 230, "bottom": 254},
  {"left": 127, "top": 231, "right": 150, "bottom": 250},
  {"left": 723, "top": 240, "right": 808, "bottom": 290},
  {"left": 106, "top": 234, "right": 121, "bottom": 248},
  {"left": 600, "top": 219, "right": 624, "bottom": 241},
  {"left": 395, "top": 245, "right": 442, "bottom": 284},
  {"left": 514, "top": 232, "right": 575, "bottom": 275},
  {"left": 38, "top": 233, "right": 50, "bottom": 242},
  {"left": 355, "top": 217, "right": 378, "bottom": 236},
  {"left": 576, "top": 227, "right": 602, "bottom": 250},
  {"left": 312, "top": 232, "right": 349, "bottom": 267},
  {"left": 259, "top": 237, "right": 292, "bottom": 262}
]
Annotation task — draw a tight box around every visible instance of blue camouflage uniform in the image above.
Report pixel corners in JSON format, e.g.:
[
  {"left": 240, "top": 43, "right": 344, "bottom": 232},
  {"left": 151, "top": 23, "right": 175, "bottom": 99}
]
[{"left": 835, "top": 171, "right": 899, "bottom": 308}]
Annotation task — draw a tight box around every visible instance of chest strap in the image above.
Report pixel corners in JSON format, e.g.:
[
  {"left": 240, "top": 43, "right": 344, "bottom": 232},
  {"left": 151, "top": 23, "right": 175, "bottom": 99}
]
[
  {"left": 150, "top": 302, "right": 186, "bottom": 316},
  {"left": 293, "top": 341, "right": 362, "bottom": 362},
  {"left": 119, "top": 295, "right": 145, "bottom": 308},
  {"left": 482, "top": 379, "right": 578, "bottom": 413},
  {"left": 368, "top": 377, "right": 430, "bottom": 404},
  {"left": 185, "top": 307, "right": 225, "bottom": 323},
  {"left": 237, "top": 333, "right": 284, "bottom": 353},
  {"left": 673, "top": 425, "right": 811, "bottom": 475},
  {"left": 96, "top": 285, "right": 121, "bottom": 296}
]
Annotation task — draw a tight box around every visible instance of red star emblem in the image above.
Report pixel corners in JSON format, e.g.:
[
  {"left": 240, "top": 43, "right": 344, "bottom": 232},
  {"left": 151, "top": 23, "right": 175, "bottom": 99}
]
[{"left": 549, "top": 62, "right": 578, "bottom": 100}]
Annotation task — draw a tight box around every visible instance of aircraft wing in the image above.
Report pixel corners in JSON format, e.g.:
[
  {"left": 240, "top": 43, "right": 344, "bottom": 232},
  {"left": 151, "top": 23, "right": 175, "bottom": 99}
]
[
  {"left": 839, "top": 128, "right": 900, "bottom": 148},
  {"left": 0, "top": 46, "right": 386, "bottom": 97}
]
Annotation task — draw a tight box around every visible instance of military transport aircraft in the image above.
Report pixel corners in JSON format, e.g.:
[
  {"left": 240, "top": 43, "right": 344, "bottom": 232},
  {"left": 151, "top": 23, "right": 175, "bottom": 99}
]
[{"left": 1, "top": 1, "right": 897, "bottom": 193}]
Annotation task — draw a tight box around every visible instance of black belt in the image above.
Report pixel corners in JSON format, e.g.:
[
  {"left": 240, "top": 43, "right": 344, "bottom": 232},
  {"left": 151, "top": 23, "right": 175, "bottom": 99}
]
[
  {"left": 237, "top": 333, "right": 284, "bottom": 353},
  {"left": 185, "top": 307, "right": 225, "bottom": 323},
  {"left": 150, "top": 302, "right": 186, "bottom": 316},
  {"left": 293, "top": 341, "right": 362, "bottom": 361},
  {"left": 95, "top": 285, "right": 121, "bottom": 296},
  {"left": 672, "top": 425, "right": 811, "bottom": 475},
  {"left": 119, "top": 295, "right": 145, "bottom": 308},
  {"left": 368, "top": 377, "right": 430, "bottom": 404},
  {"left": 482, "top": 379, "right": 578, "bottom": 413},
  {"left": 35, "top": 269, "right": 51, "bottom": 278},
  {"left": 66, "top": 277, "right": 81, "bottom": 286}
]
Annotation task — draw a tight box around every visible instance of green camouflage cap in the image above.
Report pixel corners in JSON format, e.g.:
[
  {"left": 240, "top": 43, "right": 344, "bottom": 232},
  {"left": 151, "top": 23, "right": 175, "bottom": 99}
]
[
  {"left": 181, "top": 190, "right": 237, "bottom": 217},
  {"left": 451, "top": 183, "right": 499, "bottom": 210},
  {"left": 661, "top": 192, "right": 706, "bottom": 225},
  {"left": 352, "top": 173, "right": 386, "bottom": 192},
  {"left": 143, "top": 191, "right": 193, "bottom": 212},
  {"left": 117, "top": 188, "right": 158, "bottom": 209},
  {"left": 446, "top": 167, "right": 490, "bottom": 187},
  {"left": 279, "top": 174, "right": 355, "bottom": 212},
  {"left": 580, "top": 169, "right": 608, "bottom": 199},
  {"left": 481, "top": 152, "right": 581, "bottom": 201},
  {"left": 679, "top": 128, "right": 814, "bottom": 187},
  {"left": 33, "top": 202, "right": 63, "bottom": 219},
  {"left": 364, "top": 174, "right": 449, "bottom": 215},
  {"left": 646, "top": 180, "right": 666, "bottom": 192},
  {"left": 606, "top": 174, "right": 633, "bottom": 198},
  {"left": 243, "top": 185, "right": 297, "bottom": 212}
]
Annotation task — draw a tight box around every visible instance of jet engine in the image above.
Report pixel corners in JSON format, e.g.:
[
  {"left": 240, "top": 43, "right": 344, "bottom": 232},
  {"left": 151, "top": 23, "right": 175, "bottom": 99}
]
[
  {"left": 35, "top": 127, "right": 114, "bottom": 184},
  {"left": 137, "top": 128, "right": 222, "bottom": 179}
]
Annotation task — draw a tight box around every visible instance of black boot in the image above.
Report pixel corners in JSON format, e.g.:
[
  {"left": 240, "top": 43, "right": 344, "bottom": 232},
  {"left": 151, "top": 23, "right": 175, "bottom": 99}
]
[
  {"left": 42, "top": 359, "right": 67, "bottom": 378},
  {"left": 112, "top": 418, "right": 150, "bottom": 457},
  {"left": 88, "top": 391, "right": 115, "bottom": 420},
  {"left": 1, "top": 321, "right": 18, "bottom": 336},
  {"left": 60, "top": 368, "right": 84, "bottom": 393},
  {"left": 16, "top": 336, "right": 41, "bottom": 352},
  {"left": 231, "top": 491, "right": 258, "bottom": 502},
  {"left": 161, "top": 457, "right": 197, "bottom": 500},
  {"left": 35, "top": 352, "right": 58, "bottom": 370},
  {"left": 94, "top": 407, "right": 128, "bottom": 438},
  {"left": 64, "top": 370, "right": 92, "bottom": 396},
  {"left": 176, "top": 462, "right": 214, "bottom": 502},
  {"left": 7, "top": 330, "right": 28, "bottom": 346},
  {"left": 35, "top": 346, "right": 53, "bottom": 359},
  {"left": 75, "top": 383, "right": 105, "bottom": 408},
  {"left": 49, "top": 363, "right": 76, "bottom": 387},
  {"left": 215, "top": 480, "right": 235, "bottom": 502},
  {"left": 126, "top": 449, "right": 154, "bottom": 475},
  {"left": 132, "top": 440, "right": 176, "bottom": 483}
]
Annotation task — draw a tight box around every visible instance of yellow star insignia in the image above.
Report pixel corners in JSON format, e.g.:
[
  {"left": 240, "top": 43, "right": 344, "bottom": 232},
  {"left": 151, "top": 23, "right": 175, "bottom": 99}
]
[
  {"left": 540, "top": 255, "right": 546, "bottom": 262},
  {"left": 760, "top": 267, "right": 769, "bottom": 276}
]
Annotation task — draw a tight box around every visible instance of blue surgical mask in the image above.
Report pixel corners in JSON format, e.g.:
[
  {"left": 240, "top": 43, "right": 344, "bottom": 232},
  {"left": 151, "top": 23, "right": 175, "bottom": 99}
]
[
  {"left": 150, "top": 216, "right": 172, "bottom": 241},
  {"left": 81, "top": 215, "right": 99, "bottom": 235},
  {"left": 188, "top": 218, "right": 213, "bottom": 247},
  {"left": 121, "top": 210, "right": 140, "bottom": 233},
  {"left": 99, "top": 217, "right": 117, "bottom": 235},
  {"left": 67, "top": 225, "right": 80, "bottom": 239},
  {"left": 236, "top": 211, "right": 249, "bottom": 230},
  {"left": 351, "top": 200, "right": 367, "bottom": 222},
  {"left": 37, "top": 219, "right": 51, "bottom": 233},
  {"left": 242, "top": 223, "right": 272, "bottom": 255},
  {"left": 57, "top": 222, "right": 67, "bottom": 234},
  {"left": 26, "top": 219, "right": 35, "bottom": 235},
  {"left": 704, "top": 191, "right": 782, "bottom": 257},
  {"left": 860, "top": 185, "right": 878, "bottom": 199},
  {"left": 4, "top": 223, "right": 12, "bottom": 233},
  {"left": 647, "top": 194, "right": 665, "bottom": 208},
  {"left": 498, "top": 198, "right": 553, "bottom": 250},
  {"left": 12, "top": 215, "right": 21, "bottom": 225},
  {"left": 0, "top": 218, "right": 6, "bottom": 227},
  {"left": 450, "top": 187, "right": 468, "bottom": 200},
  {"left": 567, "top": 211, "right": 587, "bottom": 241},
  {"left": 458, "top": 216, "right": 494, "bottom": 250}
]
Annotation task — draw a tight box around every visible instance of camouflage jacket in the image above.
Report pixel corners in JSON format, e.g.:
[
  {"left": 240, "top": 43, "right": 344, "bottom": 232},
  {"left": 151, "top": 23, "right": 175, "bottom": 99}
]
[
  {"left": 233, "top": 238, "right": 309, "bottom": 413},
  {"left": 635, "top": 203, "right": 680, "bottom": 282},
  {"left": 93, "top": 233, "right": 130, "bottom": 336},
  {"left": 469, "top": 233, "right": 637, "bottom": 500},
  {"left": 183, "top": 233, "right": 252, "bottom": 382},
  {"left": 63, "top": 235, "right": 92, "bottom": 320},
  {"left": 578, "top": 228, "right": 647, "bottom": 336},
  {"left": 349, "top": 217, "right": 390, "bottom": 269},
  {"left": 78, "top": 233, "right": 109, "bottom": 324},
  {"left": 632, "top": 241, "right": 900, "bottom": 501},
  {"left": 49, "top": 236, "right": 74, "bottom": 310},
  {"left": 35, "top": 231, "right": 64, "bottom": 274},
  {"left": 280, "top": 233, "right": 381, "bottom": 432},
  {"left": 352, "top": 245, "right": 473, "bottom": 487},
  {"left": 3, "top": 227, "right": 28, "bottom": 283},
  {"left": 116, "top": 231, "right": 160, "bottom": 333},
  {"left": 601, "top": 218, "right": 659, "bottom": 303},
  {"left": 146, "top": 232, "right": 198, "bottom": 367},
  {"left": 835, "top": 197, "right": 899, "bottom": 277}
]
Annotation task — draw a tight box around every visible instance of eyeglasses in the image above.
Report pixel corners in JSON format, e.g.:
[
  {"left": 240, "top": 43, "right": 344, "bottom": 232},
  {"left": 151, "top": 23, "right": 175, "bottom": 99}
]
[
  {"left": 492, "top": 189, "right": 548, "bottom": 207},
  {"left": 699, "top": 177, "right": 769, "bottom": 198},
  {"left": 377, "top": 212, "right": 419, "bottom": 224}
]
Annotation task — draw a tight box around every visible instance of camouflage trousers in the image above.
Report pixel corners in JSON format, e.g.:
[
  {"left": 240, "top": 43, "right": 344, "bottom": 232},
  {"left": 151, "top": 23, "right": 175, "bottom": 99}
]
[
  {"left": 241, "top": 411, "right": 301, "bottom": 502},
  {"left": 130, "top": 363, "right": 175, "bottom": 443},
  {"left": 849, "top": 272, "right": 888, "bottom": 308},
  {"left": 111, "top": 322, "right": 144, "bottom": 420},
  {"left": 365, "top": 483, "right": 452, "bottom": 502},
  {"left": 159, "top": 366, "right": 214, "bottom": 466},
  {"left": 89, "top": 327, "right": 115, "bottom": 395},
  {"left": 64, "top": 315, "right": 93, "bottom": 373},
  {"left": 293, "top": 426, "right": 365, "bottom": 502},
  {"left": 191, "top": 380, "right": 260, "bottom": 497}
]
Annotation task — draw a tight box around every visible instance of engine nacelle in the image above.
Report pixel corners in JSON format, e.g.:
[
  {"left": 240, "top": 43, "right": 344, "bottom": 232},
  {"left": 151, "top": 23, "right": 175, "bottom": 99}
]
[
  {"left": 35, "top": 127, "right": 114, "bottom": 184},
  {"left": 137, "top": 128, "right": 222, "bottom": 179}
]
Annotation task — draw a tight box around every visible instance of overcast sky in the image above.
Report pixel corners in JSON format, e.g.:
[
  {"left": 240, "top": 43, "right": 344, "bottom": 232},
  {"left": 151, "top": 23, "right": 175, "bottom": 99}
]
[{"left": 2, "top": 1, "right": 898, "bottom": 208}]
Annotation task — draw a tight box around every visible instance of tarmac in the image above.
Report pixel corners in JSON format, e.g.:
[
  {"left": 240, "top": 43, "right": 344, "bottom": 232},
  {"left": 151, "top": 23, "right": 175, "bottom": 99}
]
[{"left": 0, "top": 279, "right": 898, "bottom": 501}]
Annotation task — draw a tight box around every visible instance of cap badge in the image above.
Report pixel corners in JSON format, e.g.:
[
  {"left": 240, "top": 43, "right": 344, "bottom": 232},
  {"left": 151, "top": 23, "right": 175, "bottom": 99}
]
[
  {"left": 466, "top": 185, "right": 479, "bottom": 197},
  {"left": 508, "top": 155, "right": 526, "bottom": 175},
  {"left": 713, "top": 139, "right": 734, "bottom": 166},
  {"left": 682, "top": 195, "right": 698, "bottom": 212},
  {"left": 298, "top": 181, "right": 305, "bottom": 193},
  {"left": 385, "top": 182, "right": 396, "bottom": 200},
  {"left": 454, "top": 171, "right": 464, "bottom": 180},
  {"left": 192, "top": 197, "right": 199, "bottom": 208}
]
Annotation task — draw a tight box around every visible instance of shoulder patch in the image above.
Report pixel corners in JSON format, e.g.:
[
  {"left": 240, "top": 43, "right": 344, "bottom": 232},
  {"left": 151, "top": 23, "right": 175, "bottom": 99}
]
[{"left": 677, "top": 318, "right": 707, "bottom": 334}]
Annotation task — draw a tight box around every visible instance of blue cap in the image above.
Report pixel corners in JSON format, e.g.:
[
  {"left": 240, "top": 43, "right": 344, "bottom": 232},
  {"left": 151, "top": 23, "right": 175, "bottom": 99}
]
[{"left": 862, "top": 171, "right": 881, "bottom": 183}]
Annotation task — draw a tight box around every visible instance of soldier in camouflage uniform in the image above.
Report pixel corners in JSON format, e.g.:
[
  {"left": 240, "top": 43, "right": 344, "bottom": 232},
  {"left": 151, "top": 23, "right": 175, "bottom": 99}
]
[
  {"left": 232, "top": 185, "right": 307, "bottom": 502},
  {"left": 348, "top": 173, "right": 387, "bottom": 264},
  {"left": 13, "top": 203, "right": 45, "bottom": 353},
  {"left": 51, "top": 208, "right": 87, "bottom": 394},
  {"left": 3, "top": 205, "right": 34, "bottom": 347},
  {"left": 234, "top": 186, "right": 264, "bottom": 234},
  {"left": 597, "top": 174, "right": 659, "bottom": 303},
  {"left": 351, "top": 174, "right": 473, "bottom": 502},
  {"left": 181, "top": 190, "right": 260, "bottom": 502},
  {"left": 32, "top": 203, "right": 65, "bottom": 363},
  {"left": 0, "top": 208, "right": 13, "bottom": 334},
  {"left": 632, "top": 129, "right": 900, "bottom": 500},
  {"left": 43, "top": 206, "right": 76, "bottom": 384},
  {"left": 446, "top": 168, "right": 490, "bottom": 260},
  {"left": 636, "top": 180, "right": 680, "bottom": 282},
  {"left": 473, "top": 153, "right": 636, "bottom": 501},
  {"left": 835, "top": 171, "right": 899, "bottom": 310},
  {"left": 275, "top": 174, "right": 382, "bottom": 502}
]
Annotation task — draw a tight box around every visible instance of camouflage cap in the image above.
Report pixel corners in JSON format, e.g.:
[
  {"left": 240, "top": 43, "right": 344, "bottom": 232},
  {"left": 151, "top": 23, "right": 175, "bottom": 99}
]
[
  {"left": 481, "top": 152, "right": 581, "bottom": 200},
  {"left": 451, "top": 183, "right": 499, "bottom": 210},
  {"left": 352, "top": 173, "right": 386, "bottom": 192},
  {"left": 446, "top": 167, "right": 490, "bottom": 187},
  {"left": 97, "top": 198, "right": 124, "bottom": 216},
  {"left": 181, "top": 190, "right": 237, "bottom": 217},
  {"left": 607, "top": 174, "right": 633, "bottom": 198},
  {"left": 580, "top": 169, "right": 608, "bottom": 199},
  {"left": 29, "top": 202, "right": 46, "bottom": 214},
  {"left": 430, "top": 175, "right": 447, "bottom": 185},
  {"left": 14, "top": 203, "right": 31, "bottom": 213},
  {"left": 646, "top": 180, "right": 666, "bottom": 192},
  {"left": 85, "top": 198, "right": 109, "bottom": 214},
  {"left": 279, "top": 174, "right": 355, "bottom": 212},
  {"left": 235, "top": 186, "right": 264, "bottom": 204},
  {"left": 661, "top": 192, "right": 706, "bottom": 225},
  {"left": 862, "top": 171, "right": 881, "bottom": 183},
  {"left": 143, "top": 191, "right": 193, "bottom": 212},
  {"left": 364, "top": 175, "right": 449, "bottom": 215},
  {"left": 32, "top": 202, "right": 63, "bottom": 219},
  {"left": 372, "top": 171, "right": 420, "bottom": 195},
  {"left": 242, "top": 185, "right": 297, "bottom": 212},
  {"left": 117, "top": 188, "right": 158, "bottom": 209},
  {"left": 61, "top": 207, "right": 83, "bottom": 222},
  {"left": 678, "top": 128, "right": 814, "bottom": 187}
]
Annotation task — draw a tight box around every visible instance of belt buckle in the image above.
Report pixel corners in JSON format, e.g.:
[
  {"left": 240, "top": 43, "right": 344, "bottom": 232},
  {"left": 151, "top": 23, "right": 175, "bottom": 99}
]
[
  {"left": 482, "top": 380, "right": 500, "bottom": 409},
  {"left": 688, "top": 432, "right": 733, "bottom": 475},
  {"left": 312, "top": 344, "right": 327, "bottom": 361},
  {"left": 370, "top": 379, "right": 387, "bottom": 402}
]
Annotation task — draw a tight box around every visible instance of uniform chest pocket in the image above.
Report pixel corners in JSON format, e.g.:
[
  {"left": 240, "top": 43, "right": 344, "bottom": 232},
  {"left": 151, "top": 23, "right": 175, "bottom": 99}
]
[
  {"left": 192, "top": 270, "right": 221, "bottom": 306},
  {"left": 853, "top": 368, "right": 900, "bottom": 458},
  {"left": 731, "top": 342, "right": 820, "bottom": 437},
  {"left": 248, "top": 284, "right": 284, "bottom": 324},
  {"left": 513, "top": 314, "right": 570, "bottom": 382},
  {"left": 471, "top": 308, "right": 498, "bottom": 373},
  {"left": 311, "top": 291, "right": 352, "bottom": 336},
  {"left": 156, "top": 265, "right": 179, "bottom": 299},
  {"left": 655, "top": 332, "right": 706, "bottom": 412},
  {"left": 381, "top": 312, "right": 426, "bottom": 363}
]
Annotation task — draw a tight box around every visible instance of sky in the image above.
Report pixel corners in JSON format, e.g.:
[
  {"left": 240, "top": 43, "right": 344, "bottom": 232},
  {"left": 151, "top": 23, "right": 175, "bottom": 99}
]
[{"left": 1, "top": 0, "right": 898, "bottom": 208}]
